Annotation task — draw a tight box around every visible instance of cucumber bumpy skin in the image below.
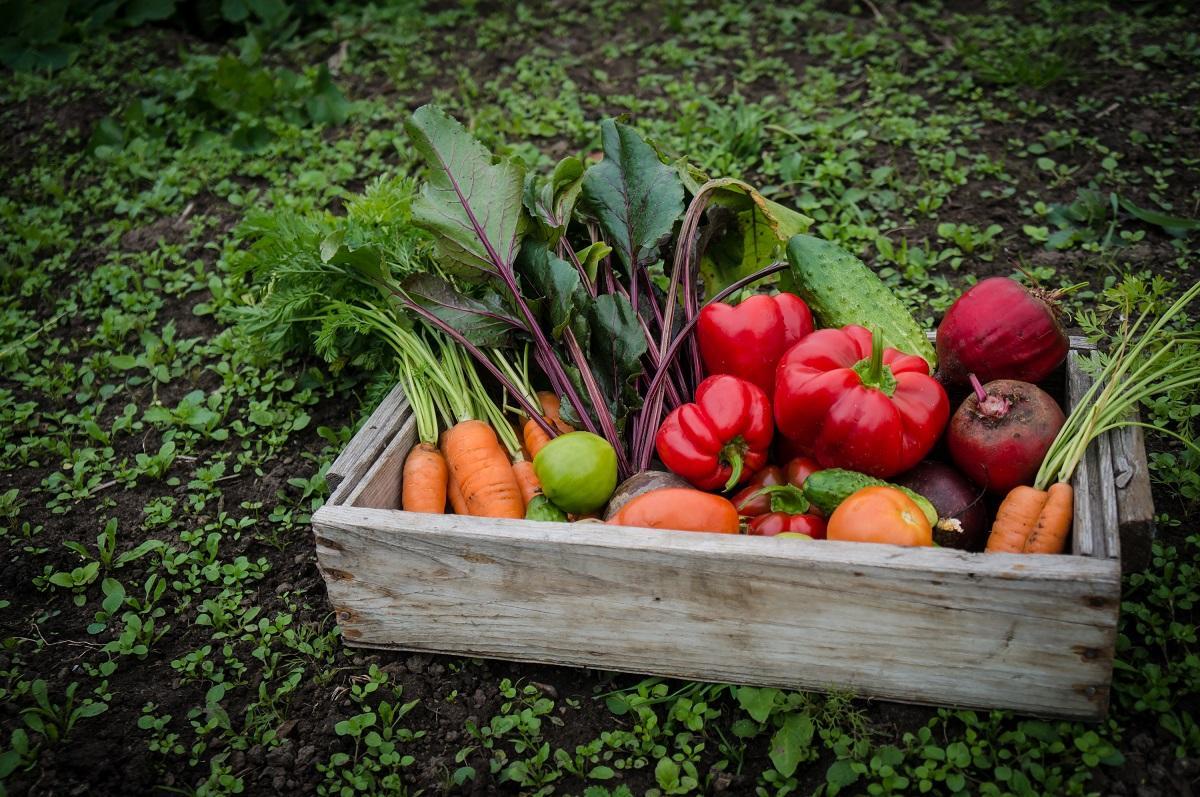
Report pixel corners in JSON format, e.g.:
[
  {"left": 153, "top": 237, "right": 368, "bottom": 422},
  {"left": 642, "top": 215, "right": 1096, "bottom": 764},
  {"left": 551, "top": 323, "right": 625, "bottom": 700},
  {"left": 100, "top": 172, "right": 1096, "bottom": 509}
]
[
  {"left": 802, "top": 469, "right": 939, "bottom": 527},
  {"left": 785, "top": 234, "right": 937, "bottom": 368}
]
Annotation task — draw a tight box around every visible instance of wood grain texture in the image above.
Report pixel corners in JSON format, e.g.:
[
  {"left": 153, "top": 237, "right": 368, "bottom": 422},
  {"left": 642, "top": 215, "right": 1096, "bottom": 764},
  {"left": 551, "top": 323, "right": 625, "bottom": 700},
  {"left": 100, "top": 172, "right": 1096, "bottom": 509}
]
[
  {"left": 1112, "top": 422, "right": 1155, "bottom": 572},
  {"left": 1067, "top": 352, "right": 1105, "bottom": 558},
  {"left": 326, "top": 383, "right": 410, "bottom": 506},
  {"left": 343, "top": 415, "right": 417, "bottom": 510},
  {"left": 313, "top": 505, "right": 1120, "bottom": 719}
]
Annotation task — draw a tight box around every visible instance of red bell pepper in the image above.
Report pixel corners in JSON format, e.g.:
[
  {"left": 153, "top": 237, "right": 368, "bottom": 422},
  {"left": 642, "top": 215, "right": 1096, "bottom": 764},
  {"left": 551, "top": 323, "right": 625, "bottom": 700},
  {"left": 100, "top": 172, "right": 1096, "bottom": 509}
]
[
  {"left": 656, "top": 374, "right": 773, "bottom": 491},
  {"left": 749, "top": 511, "right": 827, "bottom": 539},
  {"left": 697, "top": 293, "right": 814, "bottom": 394},
  {"left": 774, "top": 325, "right": 949, "bottom": 479}
]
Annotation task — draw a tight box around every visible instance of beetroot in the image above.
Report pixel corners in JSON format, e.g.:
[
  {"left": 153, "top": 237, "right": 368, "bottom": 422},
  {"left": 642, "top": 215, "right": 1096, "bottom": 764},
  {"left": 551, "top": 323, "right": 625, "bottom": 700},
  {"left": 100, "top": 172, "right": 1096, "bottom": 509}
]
[
  {"left": 895, "top": 461, "right": 988, "bottom": 550},
  {"left": 936, "top": 277, "right": 1069, "bottom": 386},
  {"left": 948, "top": 375, "right": 1065, "bottom": 493}
]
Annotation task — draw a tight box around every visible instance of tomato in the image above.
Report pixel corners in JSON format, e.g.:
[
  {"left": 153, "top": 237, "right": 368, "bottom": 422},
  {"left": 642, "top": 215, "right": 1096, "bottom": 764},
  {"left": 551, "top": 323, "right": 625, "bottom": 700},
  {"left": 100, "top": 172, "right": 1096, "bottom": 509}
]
[
  {"left": 607, "top": 488, "right": 740, "bottom": 534},
  {"left": 826, "top": 486, "right": 933, "bottom": 546},
  {"left": 748, "top": 511, "right": 826, "bottom": 538},
  {"left": 784, "top": 457, "right": 822, "bottom": 489},
  {"left": 731, "top": 466, "right": 785, "bottom": 516},
  {"left": 533, "top": 432, "right": 618, "bottom": 514}
]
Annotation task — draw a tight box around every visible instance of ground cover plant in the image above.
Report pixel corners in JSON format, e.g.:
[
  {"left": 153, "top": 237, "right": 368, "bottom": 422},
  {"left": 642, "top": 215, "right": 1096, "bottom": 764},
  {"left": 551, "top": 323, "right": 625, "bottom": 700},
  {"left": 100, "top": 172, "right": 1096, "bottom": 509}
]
[{"left": 1, "top": 0, "right": 1199, "bottom": 794}]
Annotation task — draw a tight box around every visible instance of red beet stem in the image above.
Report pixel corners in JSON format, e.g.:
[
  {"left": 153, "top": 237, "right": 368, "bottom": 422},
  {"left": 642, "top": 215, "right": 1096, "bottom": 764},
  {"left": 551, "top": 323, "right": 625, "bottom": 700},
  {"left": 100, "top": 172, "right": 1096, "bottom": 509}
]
[{"left": 968, "top": 373, "right": 1011, "bottom": 419}]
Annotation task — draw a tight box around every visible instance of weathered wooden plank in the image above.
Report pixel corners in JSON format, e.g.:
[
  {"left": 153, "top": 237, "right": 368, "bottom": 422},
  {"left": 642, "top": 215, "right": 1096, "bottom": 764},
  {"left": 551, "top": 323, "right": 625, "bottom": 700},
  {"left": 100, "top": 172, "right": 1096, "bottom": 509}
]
[
  {"left": 1067, "top": 353, "right": 1101, "bottom": 558},
  {"left": 1095, "top": 429, "right": 1121, "bottom": 561},
  {"left": 343, "top": 415, "right": 417, "bottom": 510},
  {"left": 313, "top": 505, "right": 1120, "bottom": 719},
  {"left": 326, "top": 383, "right": 410, "bottom": 506},
  {"left": 1112, "top": 422, "right": 1155, "bottom": 572}
]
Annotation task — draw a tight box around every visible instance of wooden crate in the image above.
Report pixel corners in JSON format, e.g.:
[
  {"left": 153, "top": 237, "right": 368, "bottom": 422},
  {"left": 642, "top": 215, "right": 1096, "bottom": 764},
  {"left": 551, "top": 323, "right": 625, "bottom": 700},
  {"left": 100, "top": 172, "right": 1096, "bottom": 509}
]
[{"left": 312, "top": 339, "right": 1153, "bottom": 720}]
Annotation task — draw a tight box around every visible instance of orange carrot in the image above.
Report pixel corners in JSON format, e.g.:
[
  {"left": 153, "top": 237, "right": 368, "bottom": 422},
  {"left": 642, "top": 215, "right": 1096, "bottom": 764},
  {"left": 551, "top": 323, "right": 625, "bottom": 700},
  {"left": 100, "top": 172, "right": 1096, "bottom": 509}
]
[
  {"left": 512, "top": 459, "right": 541, "bottom": 506},
  {"left": 985, "top": 485, "right": 1049, "bottom": 553},
  {"left": 401, "top": 442, "right": 448, "bottom": 513},
  {"left": 1022, "top": 482, "right": 1074, "bottom": 554},
  {"left": 523, "top": 391, "right": 575, "bottom": 459},
  {"left": 447, "top": 470, "right": 468, "bottom": 515},
  {"left": 441, "top": 420, "right": 525, "bottom": 519}
]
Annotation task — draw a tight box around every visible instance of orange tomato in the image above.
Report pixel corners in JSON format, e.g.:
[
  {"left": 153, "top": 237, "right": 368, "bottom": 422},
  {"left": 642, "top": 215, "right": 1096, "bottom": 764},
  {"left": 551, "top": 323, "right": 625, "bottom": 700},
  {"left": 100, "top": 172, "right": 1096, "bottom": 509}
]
[
  {"left": 827, "top": 486, "right": 933, "bottom": 546},
  {"left": 607, "top": 488, "right": 740, "bottom": 534}
]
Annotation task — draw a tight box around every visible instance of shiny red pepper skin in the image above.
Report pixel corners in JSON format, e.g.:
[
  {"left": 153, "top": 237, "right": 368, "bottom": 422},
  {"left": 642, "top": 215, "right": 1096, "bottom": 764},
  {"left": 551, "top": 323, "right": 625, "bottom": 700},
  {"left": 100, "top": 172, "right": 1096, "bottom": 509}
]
[
  {"left": 697, "top": 293, "right": 814, "bottom": 394},
  {"left": 731, "top": 466, "right": 785, "bottom": 517},
  {"left": 749, "top": 512, "right": 827, "bottom": 539},
  {"left": 774, "top": 325, "right": 949, "bottom": 479},
  {"left": 656, "top": 375, "right": 773, "bottom": 491}
]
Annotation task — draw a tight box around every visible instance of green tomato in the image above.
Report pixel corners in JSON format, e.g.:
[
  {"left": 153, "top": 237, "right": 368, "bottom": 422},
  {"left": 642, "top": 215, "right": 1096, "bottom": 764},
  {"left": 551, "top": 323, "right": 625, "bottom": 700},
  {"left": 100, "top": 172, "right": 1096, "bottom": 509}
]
[{"left": 533, "top": 431, "right": 618, "bottom": 514}]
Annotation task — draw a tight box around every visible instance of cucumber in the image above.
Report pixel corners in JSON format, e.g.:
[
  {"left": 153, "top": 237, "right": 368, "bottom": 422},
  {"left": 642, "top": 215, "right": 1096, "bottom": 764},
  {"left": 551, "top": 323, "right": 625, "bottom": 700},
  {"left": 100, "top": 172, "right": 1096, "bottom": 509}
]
[
  {"left": 526, "top": 495, "right": 568, "bottom": 522},
  {"left": 802, "top": 469, "right": 938, "bottom": 527},
  {"left": 785, "top": 234, "right": 936, "bottom": 368}
]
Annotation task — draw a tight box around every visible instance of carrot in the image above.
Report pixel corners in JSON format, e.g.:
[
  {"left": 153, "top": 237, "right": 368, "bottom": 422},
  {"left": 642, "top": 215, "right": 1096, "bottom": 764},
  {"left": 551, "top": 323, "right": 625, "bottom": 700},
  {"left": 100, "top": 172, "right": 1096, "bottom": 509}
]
[
  {"left": 447, "top": 470, "right": 468, "bottom": 515},
  {"left": 523, "top": 391, "right": 575, "bottom": 459},
  {"left": 985, "top": 485, "right": 1049, "bottom": 553},
  {"left": 512, "top": 459, "right": 541, "bottom": 506},
  {"left": 401, "top": 442, "right": 448, "bottom": 513},
  {"left": 441, "top": 420, "right": 525, "bottom": 519},
  {"left": 1022, "top": 482, "right": 1074, "bottom": 553}
]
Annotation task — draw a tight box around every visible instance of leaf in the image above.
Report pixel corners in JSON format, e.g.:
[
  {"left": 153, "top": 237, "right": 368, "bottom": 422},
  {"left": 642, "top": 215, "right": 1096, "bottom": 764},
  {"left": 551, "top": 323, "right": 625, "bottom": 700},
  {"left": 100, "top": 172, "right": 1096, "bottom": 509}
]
[
  {"left": 825, "top": 759, "right": 859, "bottom": 794},
  {"left": 575, "top": 242, "right": 612, "bottom": 284},
  {"left": 319, "top": 229, "right": 387, "bottom": 285},
  {"left": 735, "top": 686, "right": 779, "bottom": 724},
  {"left": 699, "top": 178, "right": 813, "bottom": 299},
  {"left": 115, "top": 539, "right": 164, "bottom": 567},
  {"left": 769, "top": 712, "right": 813, "bottom": 777},
  {"left": 588, "top": 765, "right": 615, "bottom": 780},
  {"left": 1119, "top": 196, "right": 1200, "bottom": 234},
  {"left": 74, "top": 701, "right": 108, "bottom": 719},
  {"left": 101, "top": 578, "right": 125, "bottom": 614},
  {"left": 581, "top": 119, "right": 685, "bottom": 273},
  {"left": 306, "top": 66, "right": 350, "bottom": 126},
  {"left": 654, "top": 757, "right": 680, "bottom": 790},
  {"left": 399, "top": 274, "right": 520, "bottom": 348},
  {"left": 587, "top": 294, "right": 647, "bottom": 430},
  {"left": 406, "top": 105, "right": 528, "bottom": 280},
  {"left": 123, "top": 0, "right": 176, "bottom": 24},
  {"left": 524, "top": 156, "right": 585, "bottom": 244},
  {"left": 517, "top": 240, "right": 590, "bottom": 340}
]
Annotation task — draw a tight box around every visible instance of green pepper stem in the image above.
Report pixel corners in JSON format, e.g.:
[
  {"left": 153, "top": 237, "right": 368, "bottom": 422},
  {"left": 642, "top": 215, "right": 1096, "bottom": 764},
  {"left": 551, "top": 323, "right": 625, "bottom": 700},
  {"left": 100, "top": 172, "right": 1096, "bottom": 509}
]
[
  {"left": 723, "top": 450, "right": 745, "bottom": 492},
  {"left": 868, "top": 326, "right": 884, "bottom": 384}
]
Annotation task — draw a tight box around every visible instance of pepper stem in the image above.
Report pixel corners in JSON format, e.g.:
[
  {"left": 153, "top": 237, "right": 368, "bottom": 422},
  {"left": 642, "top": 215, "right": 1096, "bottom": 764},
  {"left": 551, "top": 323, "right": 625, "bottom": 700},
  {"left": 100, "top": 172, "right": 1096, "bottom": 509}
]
[
  {"left": 868, "top": 326, "right": 884, "bottom": 384},
  {"left": 723, "top": 449, "right": 745, "bottom": 492}
]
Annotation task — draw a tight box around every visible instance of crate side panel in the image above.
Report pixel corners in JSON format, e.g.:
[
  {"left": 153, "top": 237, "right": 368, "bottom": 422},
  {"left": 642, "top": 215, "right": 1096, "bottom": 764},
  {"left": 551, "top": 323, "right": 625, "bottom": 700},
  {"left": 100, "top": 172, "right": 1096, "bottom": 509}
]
[
  {"left": 313, "top": 507, "right": 1119, "bottom": 719},
  {"left": 344, "top": 416, "right": 416, "bottom": 510},
  {"left": 327, "top": 384, "right": 410, "bottom": 505}
]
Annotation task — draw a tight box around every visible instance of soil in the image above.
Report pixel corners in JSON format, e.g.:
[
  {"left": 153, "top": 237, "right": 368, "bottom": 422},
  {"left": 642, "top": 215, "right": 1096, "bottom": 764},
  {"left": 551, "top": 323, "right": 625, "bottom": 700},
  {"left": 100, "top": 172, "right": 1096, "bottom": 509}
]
[{"left": 1, "top": 2, "right": 1198, "bottom": 796}]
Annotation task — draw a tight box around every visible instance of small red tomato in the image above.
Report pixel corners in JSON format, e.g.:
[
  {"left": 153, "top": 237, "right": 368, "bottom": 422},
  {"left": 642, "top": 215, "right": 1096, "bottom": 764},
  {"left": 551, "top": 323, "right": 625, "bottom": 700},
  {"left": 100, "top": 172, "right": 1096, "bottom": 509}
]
[
  {"left": 748, "top": 512, "right": 827, "bottom": 539},
  {"left": 784, "top": 457, "right": 822, "bottom": 489},
  {"left": 731, "top": 466, "right": 784, "bottom": 517}
]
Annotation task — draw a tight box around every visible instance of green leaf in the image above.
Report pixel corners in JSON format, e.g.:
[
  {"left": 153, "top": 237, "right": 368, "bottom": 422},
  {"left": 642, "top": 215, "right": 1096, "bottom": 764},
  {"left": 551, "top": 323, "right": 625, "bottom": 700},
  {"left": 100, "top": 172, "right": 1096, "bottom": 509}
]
[
  {"left": 654, "top": 757, "right": 680, "bottom": 790},
  {"left": 825, "top": 759, "right": 859, "bottom": 794},
  {"left": 769, "top": 712, "right": 813, "bottom": 777},
  {"left": 587, "top": 294, "right": 647, "bottom": 429},
  {"left": 525, "top": 156, "right": 585, "bottom": 244},
  {"left": 699, "top": 178, "right": 812, "bottom": 299},
  {"left": 581, "top": 119, "right": 684, "bottom": 273},
  {"left": 398, "top": 274, "right": 520, "bottom": 348},
  {"left": 48, "top": 572, "right": 76, "bottom": 588},
  {"left": 518, "top": 240, "right": 589, "bottom": 340},
  {"left": 735, "top": 686, "right": 779, "bottom": 724},
  {"left": 101, "top": 578, "right": 125, "bottom": 614},
  {"left": 575, "top": 242, "right": 611, "bottom": 284},
  {"left": 123, "top": 0, "right": 176, "bottom": 25},
  {"left": 319, "top": 229, "right": 386, "bottom": 285},
  {"left": 74, "top": 701, "right": 108, "bottom": 719},
  {"left": 1119, "top": 196, "right": 1200, "bottom": 234},
  {"left": 306, "top": 66, "right": 350, "bottom": 126},
  {"left": 406, "top": 105, "right": 528, "bottom": 280},
  {"left": 230, "top": 123, "right": 273, "bottom": 153},
  {"left": 588, "top": 765, "right": 615, "bottom": 780}
]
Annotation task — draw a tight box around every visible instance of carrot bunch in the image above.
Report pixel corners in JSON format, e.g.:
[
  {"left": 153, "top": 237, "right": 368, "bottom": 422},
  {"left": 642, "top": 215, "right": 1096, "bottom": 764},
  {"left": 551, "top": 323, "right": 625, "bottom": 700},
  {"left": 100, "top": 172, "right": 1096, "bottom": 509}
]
[{"left": 986, "top": 278, "right": 1200, "bottom": 554}]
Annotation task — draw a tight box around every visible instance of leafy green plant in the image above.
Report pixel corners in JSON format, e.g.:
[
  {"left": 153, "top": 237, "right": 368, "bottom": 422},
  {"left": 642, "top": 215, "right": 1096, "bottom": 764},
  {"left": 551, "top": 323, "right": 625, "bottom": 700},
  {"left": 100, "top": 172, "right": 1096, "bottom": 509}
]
[{"left": 20, "top": 680, "right": 108, "bottom": 744}]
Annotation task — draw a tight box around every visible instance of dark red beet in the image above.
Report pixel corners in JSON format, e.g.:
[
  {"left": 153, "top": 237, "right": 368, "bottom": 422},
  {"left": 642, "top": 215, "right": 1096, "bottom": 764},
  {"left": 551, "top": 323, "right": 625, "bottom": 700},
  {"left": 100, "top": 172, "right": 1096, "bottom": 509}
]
[
  {"left": 895, "top": 461, "right": 989, "bottom": 550},
  {"left": 948, "top": 376, "right": 1065, "bottom": 494},
  {"left": 936, "top": 277, "right": 1069, "bottom": 386}
]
